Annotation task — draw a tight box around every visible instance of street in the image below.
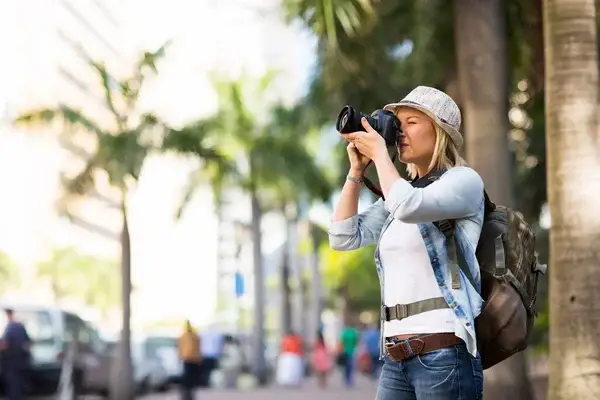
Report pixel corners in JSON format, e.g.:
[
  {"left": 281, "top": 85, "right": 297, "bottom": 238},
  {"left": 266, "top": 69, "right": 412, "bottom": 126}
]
[{"left": 141, "top": 373, "right": 378, "bottom": 400}]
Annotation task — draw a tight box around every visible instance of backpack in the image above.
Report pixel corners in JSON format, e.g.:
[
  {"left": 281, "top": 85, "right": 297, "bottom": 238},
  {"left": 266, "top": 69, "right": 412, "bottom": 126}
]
[
  {"left": 424, "top": 174, "right": 547, "bottom": 369},
  {"left": 376, "top": 170, "right": 547, "bottom": 369}
]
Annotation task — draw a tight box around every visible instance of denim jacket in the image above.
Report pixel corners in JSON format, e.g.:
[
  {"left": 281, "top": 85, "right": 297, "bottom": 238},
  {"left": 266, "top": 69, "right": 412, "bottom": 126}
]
[{"left": 328, "top": 166, "right": 485, "bottom": 358}]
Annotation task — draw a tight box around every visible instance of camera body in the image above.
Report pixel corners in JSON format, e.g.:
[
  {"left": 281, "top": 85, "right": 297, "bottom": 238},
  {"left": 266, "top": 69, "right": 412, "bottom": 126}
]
[{"left": 335, "top": 105, "right": 401, "bottom": 146}]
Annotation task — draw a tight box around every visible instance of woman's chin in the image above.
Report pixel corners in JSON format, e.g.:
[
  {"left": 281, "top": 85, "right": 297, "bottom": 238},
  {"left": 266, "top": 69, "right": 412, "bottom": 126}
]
[{"left": 398, "top": 154, "right": 413, "bottom": 164}]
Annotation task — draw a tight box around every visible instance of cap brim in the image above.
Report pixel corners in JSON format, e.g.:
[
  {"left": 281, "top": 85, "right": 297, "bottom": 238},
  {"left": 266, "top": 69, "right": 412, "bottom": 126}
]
[{"left": 384, "top": 102, "right": 463, "bottom": 148}]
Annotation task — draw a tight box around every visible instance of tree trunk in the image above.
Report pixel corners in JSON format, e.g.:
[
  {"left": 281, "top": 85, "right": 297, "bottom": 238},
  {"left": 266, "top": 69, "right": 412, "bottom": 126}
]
[
  {"left": 310, "top": 227, "right": 323, "bottom": 342},
  {"left": 289, "top": 218, "right": 305, "bottom": 336},
  {"left": 250, "top": 189, "right": 267, "bottom": 384},
  {"left": 454, "top": 1, "right": 533, "bottom": 399},
  {"left": 280, "top": 214, "right": 293, "bottom": 335},
  {"left": 544, "top": 1, "right": 600, "bottom": 398},
  {"left": 109, "top": 198, "right": 133, "bottom": 399}
]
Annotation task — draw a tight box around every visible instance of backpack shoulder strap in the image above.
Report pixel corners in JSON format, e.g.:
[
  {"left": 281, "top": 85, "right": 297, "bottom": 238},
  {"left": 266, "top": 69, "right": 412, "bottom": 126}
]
[{"left": 434, "top": 188, "right": 490, "bottom": 292}]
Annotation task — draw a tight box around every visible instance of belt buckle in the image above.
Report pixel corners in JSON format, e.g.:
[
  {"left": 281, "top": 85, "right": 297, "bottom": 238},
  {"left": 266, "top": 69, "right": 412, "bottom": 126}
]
[{"left": 404, "top": 337, "right": 425, "bottom": 357}]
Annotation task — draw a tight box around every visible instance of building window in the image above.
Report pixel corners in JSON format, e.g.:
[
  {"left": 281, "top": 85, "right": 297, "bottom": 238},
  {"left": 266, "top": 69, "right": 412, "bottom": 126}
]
[{"left": 59, "top": 0, "right": 121, "bottom": 58}]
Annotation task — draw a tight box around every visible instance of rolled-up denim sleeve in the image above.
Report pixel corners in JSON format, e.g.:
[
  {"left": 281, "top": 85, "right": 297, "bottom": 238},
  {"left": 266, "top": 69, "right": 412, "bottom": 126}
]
[
  {"left": 328, "top": 199, "right": 389, "bottom": 251},
  {"left": 383, "top": 166, "right": 484, "bottom": 223}
]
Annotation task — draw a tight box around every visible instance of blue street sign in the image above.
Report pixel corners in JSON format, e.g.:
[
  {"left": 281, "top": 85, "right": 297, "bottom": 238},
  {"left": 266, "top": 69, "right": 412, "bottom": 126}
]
[{"left": 234, "top": 272, "right": 244, "bottom": 297}]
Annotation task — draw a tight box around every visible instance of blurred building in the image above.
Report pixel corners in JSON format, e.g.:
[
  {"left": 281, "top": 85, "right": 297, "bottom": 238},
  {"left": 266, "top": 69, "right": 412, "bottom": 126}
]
[
  {"left": 0, "top": 0, "right": 132, "bottom": 328},
  {"left": 3, "top": 0, "right": 131, "bottom": 256}
]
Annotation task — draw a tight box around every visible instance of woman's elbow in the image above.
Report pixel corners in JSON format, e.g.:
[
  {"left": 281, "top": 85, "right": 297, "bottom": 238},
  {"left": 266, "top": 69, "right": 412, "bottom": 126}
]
[{"left": 328, "top": 234, "right": 361, "bottom": 251}]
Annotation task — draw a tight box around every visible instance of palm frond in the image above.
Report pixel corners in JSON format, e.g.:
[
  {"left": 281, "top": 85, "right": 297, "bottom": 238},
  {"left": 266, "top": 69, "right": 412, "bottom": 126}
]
[
  {"left": 90, "top": 61, "right": 124, "bottom": 128},
  {"left": 15, "top": 105, "right": 106, "bottom": 137},
  {"left": 61, "top": 157, "right": 97, "bottom": 197},
  {"left": 121, "top": 40, "right": 173, "bottom": 103},
  {"left": 96, "top": 133, "right": 148, "bottom": 184},
  {"left": 175, "top": 158, "right": 234, "bottom": 218},
  {"left": 163, "top": 117, "right": 223, "bottom": 155},
  {"left": 282, "top": 0, "right": 374, "bottom": 49},
  {"left": 252, "top": 135, "right": 331, "bottom": 203},
  {"left": 134, "top": 112, "right": 170, "bottom": 149},
  {"left": 138, "top": 40, "right": 172, "bottom": 74}
]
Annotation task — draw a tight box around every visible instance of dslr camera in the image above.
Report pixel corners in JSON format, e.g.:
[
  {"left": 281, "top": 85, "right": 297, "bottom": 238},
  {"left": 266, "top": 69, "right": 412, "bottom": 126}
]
[{"left": 335, "top": 105, "right": 401, "bottom": 146}]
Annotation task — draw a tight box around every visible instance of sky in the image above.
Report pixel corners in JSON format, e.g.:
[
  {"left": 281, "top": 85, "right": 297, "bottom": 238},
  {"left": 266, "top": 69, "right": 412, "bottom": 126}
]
[{"left": 0, "top": 0, "right": 320, "bottom": 328}]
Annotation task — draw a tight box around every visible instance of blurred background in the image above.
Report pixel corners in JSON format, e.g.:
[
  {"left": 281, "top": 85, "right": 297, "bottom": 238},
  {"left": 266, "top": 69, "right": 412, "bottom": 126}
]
[{"left": 0, "top": 0, "right": 596, "bottom": 399}]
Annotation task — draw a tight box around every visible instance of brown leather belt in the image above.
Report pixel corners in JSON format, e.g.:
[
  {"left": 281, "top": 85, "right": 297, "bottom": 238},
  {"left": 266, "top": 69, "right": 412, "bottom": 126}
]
[{"left": 385, "top": 333, "right": 463, "bottom": 362}]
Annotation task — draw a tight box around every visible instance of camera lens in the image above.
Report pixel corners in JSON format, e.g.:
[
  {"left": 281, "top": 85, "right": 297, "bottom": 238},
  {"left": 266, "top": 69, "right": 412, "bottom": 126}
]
[
  {"left": 341, "top": 113, "right": 349, "bottom": 128},
  {"left": 336, "top": 106, "right": 359, "bottom": 133}
]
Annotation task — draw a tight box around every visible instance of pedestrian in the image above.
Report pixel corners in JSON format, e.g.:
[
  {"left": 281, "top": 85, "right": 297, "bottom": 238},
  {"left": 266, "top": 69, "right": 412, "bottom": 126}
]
[
  {"left": 0, "top": 308, "right": 31, "bottom": 400},
  {"left": 218, "top": 335, "right": 244, "bottom": 389},
  {"left": 310, "top": 331, "right": 332, "bottom": 388},
  {"left": 361, "top": 322, "right": 382, "bottom": 379},
  {"left": 276, "top": 330, "right": 304, "bottom": 387},
  {"left": 339, "top": 325, "right": 359, "bottom": 387},
  {"left": 199, "top": 324, "right": 224, "bottom": 387},
  {"left": 178, "top": 320, "right": 201, "bottom": 400}
]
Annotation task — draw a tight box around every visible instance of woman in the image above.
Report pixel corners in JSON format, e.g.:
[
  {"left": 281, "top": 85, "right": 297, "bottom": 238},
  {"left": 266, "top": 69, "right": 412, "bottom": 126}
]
[
  {"left": 329, "top": 86, "right": 484, "bottom": 399},
  {"left": 311, "top": 331, "right": 332, "bottom": 388}
]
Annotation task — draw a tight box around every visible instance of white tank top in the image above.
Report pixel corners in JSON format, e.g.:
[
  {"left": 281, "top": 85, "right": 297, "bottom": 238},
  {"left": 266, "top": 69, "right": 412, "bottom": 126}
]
[{"left": 379, "top": 219, "right": 456, "bottom": 337}]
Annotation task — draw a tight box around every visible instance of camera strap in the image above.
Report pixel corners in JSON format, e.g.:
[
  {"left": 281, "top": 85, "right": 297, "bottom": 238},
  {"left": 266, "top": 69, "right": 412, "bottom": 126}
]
[{"left": 361, "top": 159, "right": 386, "bottom": 198}]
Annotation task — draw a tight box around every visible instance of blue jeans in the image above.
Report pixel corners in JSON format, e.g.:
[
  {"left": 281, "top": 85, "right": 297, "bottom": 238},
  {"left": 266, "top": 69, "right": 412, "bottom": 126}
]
[
  {"left": 376, "top": 343, "right": 483, "bottom": 399},
  {"left": 344, "top": 353, "right": 355, "bottom": 387}
]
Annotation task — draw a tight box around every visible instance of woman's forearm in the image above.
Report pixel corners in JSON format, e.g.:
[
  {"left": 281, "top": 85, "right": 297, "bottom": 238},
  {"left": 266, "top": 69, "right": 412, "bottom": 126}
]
[{"left": 332, "top": 170, "right": 362, "bottom": 221}]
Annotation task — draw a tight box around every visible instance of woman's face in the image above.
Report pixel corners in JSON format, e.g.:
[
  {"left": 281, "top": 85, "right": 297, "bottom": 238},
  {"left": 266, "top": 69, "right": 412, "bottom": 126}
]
[{"left": 395, "top": 107, "right": 437, "bottom": 165}]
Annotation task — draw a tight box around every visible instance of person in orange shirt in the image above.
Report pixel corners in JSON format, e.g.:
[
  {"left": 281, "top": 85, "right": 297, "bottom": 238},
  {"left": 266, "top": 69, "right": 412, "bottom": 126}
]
[
  {"left": 178, "top": 320, "right": 201, "bottom": 400},
  {"left": 276, "top": 331, "right": 305, "bottom": 387}
]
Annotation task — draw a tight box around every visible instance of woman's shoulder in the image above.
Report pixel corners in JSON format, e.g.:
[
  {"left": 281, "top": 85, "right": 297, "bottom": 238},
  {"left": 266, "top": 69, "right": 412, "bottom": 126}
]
[
  {"left": 441, "top": 166, "right": 484, "bottom": 192},
  {"left": 442, "top": 165, "right": 482, "bottom": 181}
]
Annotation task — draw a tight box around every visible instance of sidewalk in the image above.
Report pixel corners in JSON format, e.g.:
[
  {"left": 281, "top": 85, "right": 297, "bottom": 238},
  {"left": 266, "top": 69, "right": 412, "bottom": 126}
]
[{"left": 142, "top": 372, "right": 378, "bottom": 400}]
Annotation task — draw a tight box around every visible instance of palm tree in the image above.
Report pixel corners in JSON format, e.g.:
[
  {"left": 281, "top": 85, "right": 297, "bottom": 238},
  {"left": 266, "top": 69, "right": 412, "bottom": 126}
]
[
  {"left": 260, "top": 105, "right": 331, "bottom": 337},
  {"left": 544, "top": 0, "right": 600, "bottom": 398},
  {"left": 454, "top": 1, "right": 534, "bottom": 398},
  {"left": 15, "top": 42, "right": 222, "bottom": 399},
  {"left": 169, "top": 73, "right": 330, "bottom": 382}
]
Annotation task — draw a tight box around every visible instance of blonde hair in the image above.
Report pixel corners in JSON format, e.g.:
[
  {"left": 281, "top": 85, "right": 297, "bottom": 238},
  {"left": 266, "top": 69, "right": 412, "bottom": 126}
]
[{"left": 405, "top": 123, "right": 466, "bottom": 179}]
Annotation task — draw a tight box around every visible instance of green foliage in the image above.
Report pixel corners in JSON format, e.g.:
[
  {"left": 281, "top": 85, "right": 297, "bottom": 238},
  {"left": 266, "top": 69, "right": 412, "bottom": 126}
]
[
  {"left": 285, "top": 0, "right": 545, "bottom": 194},
  {"left": 322, "top": 244, "right": 380, "bottom": 312},
  {"left": 170, "top": 72, "right": 331, "bottom": 216},
  {"left": 36, "top": 247, "right": 120, "bottom": 315},
  {"left": 0, "top": 252, "right": 19, "bottom": 293},
  {"left": 13, "top": 42, "right": 203, "bottom": 211}
]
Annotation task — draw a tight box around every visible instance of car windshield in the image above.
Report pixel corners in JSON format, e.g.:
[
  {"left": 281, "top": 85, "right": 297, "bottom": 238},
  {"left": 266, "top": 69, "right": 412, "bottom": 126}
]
[
  {"left": 145, "top": 336, "right": 177, "bottom": 359},
  {"left": 0, "top": 309, "right": 55, "bottom": 344}
]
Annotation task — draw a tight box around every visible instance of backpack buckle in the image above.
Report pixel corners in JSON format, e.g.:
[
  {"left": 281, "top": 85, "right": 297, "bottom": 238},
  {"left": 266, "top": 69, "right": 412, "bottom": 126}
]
[
  {"left": 437, "top": 220, "right": 453, "bottom": 237},
  {"left": 533, "top": 262, "right": 547, "bottom": 275},
  {"left": 381, "top": 305, "right": 389, "bottom": 321}
]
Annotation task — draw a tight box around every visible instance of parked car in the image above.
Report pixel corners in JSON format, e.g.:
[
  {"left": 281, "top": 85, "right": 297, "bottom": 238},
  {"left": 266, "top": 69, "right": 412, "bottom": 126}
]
[
  {"left": 132, "top": 338, "right": 170, "bottom": 393},
  {"left": 0, "top": 303, "right": 109, "bottom": 396},
  {"left": 104, "top": 337, "right": 170, "bottom": 394},
  {"left": 145, "top": 334, "right": 181, "bottom": 384}
]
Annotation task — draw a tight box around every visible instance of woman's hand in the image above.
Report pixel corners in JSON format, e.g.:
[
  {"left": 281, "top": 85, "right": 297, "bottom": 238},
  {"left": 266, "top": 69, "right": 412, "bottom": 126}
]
[
  {"left": 346, "top": 142, "right": 370, "bottom": 176},
  {"left": 343, "top": 118, "right": 389, "bottom": 166}
]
